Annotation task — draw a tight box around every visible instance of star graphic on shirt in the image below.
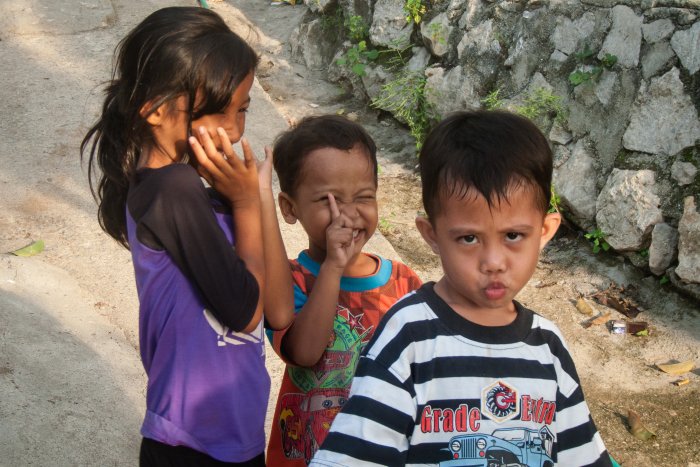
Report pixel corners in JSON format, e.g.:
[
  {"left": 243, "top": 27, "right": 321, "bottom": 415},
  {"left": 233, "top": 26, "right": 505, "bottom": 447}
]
[{"left": 338, "top": 307, "right": 370, "bottom": 341}]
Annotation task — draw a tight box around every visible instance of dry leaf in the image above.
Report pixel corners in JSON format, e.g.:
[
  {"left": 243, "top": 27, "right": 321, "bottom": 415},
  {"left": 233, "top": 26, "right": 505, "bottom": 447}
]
[
  {"left": 628, "top": 409, "right": 656, "bottom": 440},
  {"left": 590, "top": 284, "right": 642, "bottom": 318},
  {"left": 656, "top": 360, "right": 695, "bottom": 375},
  {"left": 11, "top": 240, "right": 45, "bottom": 257},
  {"left": 575, "top": 298, "right": 595, "bottom": 316},
  {"left": 673, "top": 378, "right": 690, "bottom": 386},
  {"left": 585, "top": 312, "right": 611, "bottom": 328}
]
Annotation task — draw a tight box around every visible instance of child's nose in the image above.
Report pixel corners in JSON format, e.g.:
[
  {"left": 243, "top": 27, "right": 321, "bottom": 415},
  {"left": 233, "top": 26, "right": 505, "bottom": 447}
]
[
  {"left": 341, "top": 203, "right": 360, "bottom": 219},
  {"left": 480, "top": 245, "right": 506, "bottom": 273}
]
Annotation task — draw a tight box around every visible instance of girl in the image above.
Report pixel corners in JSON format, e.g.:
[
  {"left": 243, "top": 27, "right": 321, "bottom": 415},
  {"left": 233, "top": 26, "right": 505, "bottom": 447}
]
[{"left": 81, "top": 7, "right": 293, "bottom": 466}]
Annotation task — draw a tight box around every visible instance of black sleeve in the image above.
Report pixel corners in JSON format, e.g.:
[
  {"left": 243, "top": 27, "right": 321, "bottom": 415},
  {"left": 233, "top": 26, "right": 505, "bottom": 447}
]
[{"left": 128, "top": 164, "right": 259, "bottom": 331}]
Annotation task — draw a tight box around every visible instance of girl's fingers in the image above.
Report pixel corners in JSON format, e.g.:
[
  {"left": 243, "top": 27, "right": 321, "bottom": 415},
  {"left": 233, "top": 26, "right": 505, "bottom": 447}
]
[
  {"left": 240, "top": 138, "right": 256, "bottom": 167},
  {"left": 216, "top": 128, "right": 235, "bottom": 161}
]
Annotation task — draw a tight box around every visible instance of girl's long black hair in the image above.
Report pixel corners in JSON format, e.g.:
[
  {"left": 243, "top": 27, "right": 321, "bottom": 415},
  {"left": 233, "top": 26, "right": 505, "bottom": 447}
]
[{"left": 81, "top": 7, "right": 259, "bottom": 248}]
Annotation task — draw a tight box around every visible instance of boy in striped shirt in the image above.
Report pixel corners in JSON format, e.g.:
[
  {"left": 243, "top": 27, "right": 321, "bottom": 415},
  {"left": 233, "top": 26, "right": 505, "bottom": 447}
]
[{"left": 312, "top": 111, "right": 612, "bottom": 466}]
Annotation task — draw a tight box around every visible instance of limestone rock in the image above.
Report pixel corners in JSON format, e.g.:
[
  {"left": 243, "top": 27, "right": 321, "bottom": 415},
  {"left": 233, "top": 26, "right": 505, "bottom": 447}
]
[
  {"left": 458, "top": 19, "right": 501, "bottom": 60},
  {"left": 421, "top": 13, "right": 452, "bottom": 57},
  {"left": 290, "top": 19, "right": 338, "bottom": 70},
  {"left": 676, "top": 196, "right": 700, "bottom": 284},
  {"left": 370, "top": 0, "right": 413, "bottom": 48},
  {"left": 549, "top": 122, "right": 573, "bottom": 146},
  {"left": 407, "top": 47, "right": 431, "bottom": 72},
  {"left": 551, "top": 12, "right": 597, "bottom": 56},
  {"left": 649, "top": 223, "right": 679, "bottom": 275},
  {"left": 553, "top": 139, "right": 598, "bottom": 229},
  {"left": 596, "top": 169, "right": 663, "bottom": 251},
  {"left": 641, "top": 40, "right": 676, "bottom": 79},
  {"left": 305, "top": 0, "right": 335, "bottom": 14},
  {"left": 594, "top": 70, "right": 617, "bottom": 106},
  {"left": 642, "top": 18, "right": 675, "bottom": 43},
  {"left": 623, "top": 67, "right": 700, "bottom": 156},
  {"left": 671, "top": 161, "right": 698, "bottom": 186},
  {"left": 671, "top": 22, "right": 700, "bottom": 74},
  {"left": 424, "top": 65, "right": 480, "bottom": 118},
  {"left": 598, "top": 5, "right": 643, "bottom": 68}
]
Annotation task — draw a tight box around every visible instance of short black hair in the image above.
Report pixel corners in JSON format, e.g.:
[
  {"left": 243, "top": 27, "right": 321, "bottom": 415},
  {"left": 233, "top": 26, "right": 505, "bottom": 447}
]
[
  {"left": 273, "top": 115, "right": 378, "bottom": 196},
  {"left": 419, "top": 110, "right": 552, "bottom": 220}
]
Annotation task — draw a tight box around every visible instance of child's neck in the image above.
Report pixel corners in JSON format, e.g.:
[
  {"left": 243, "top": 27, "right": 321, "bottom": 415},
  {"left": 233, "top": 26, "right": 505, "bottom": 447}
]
[
  {"left": 308, "top": 250, "right": 378, "bottom": 277},
  {"left": 434, "top": 279, "right": 518, "bottom": 327}
]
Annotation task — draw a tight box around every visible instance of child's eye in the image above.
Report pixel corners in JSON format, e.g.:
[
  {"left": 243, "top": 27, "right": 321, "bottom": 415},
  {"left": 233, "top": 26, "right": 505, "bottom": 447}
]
[
  {"left": 458, "top": 235, "right": 477, "bottom": 244},
  {"left": 506, "top": 232, "right": 523, "bottom": 242},
  {"left": 239, "top": 107, "right": 249, "bottom": 113}
]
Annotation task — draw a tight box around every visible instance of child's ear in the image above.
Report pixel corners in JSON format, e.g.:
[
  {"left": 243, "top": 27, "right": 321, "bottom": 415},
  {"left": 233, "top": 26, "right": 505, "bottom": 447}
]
[
  {"left": 539, "top": 212, "right": 561, "bottom": 250},
  {"left": 278, "top": 192, "right": 298, "bottom": 225},
  {"left": 416, "top": 216, "right": 440, "bottom": 255},
  {"left": 139, "top": 100, "right": 166, "bottom": 126}
]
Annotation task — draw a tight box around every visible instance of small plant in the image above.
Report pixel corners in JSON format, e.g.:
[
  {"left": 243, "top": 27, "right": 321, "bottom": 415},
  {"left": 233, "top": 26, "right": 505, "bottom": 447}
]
[
  {"left": 427, "top": 22, "right": 447, "bottom": 46},
  {"left": 336, "top": 41, "right": 379, "bottom": 76},
  {"left": 568, "top": 45, "right": 618, "bottom": 87},
  {"left": 517, "top": 88, "right": 566, "bottom": 122},
  {"left": 659, "top": 275, "right": 670, "bottom": 285},
  {"left": 482, "top": 89, "right": 505, "bottom": 111},
  {"left": 584, "top": 228, "right": 611, "bottom": 254},
  {"left": 404, "top": 0, "right": 426, "bottom": 24},
  {"left": 548, "top": 185, "right": 561, "bottom": 214},
  {"left": 638, "top": 248, "right": 649, "bottom": 259},
  {"left": 482, "top": 88, "right": 566, "bottom": 124},
  {"left": 345, "top": 15, "right": 369, "bottom": 42},
  {"left": 371, "top": 71, "right": 436, "bottom": 150},
  {"left": 378, "top": 217, "right": 393, "bottom": 234}
]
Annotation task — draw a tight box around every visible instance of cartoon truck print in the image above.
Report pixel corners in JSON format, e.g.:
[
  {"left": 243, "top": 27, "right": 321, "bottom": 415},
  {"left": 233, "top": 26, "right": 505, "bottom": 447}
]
[
  {"left": 279, "top": 388, "right": 348, "bottom": 464},
  {"left": 439, "top": 427, "right": 554, "bottom": 467}
]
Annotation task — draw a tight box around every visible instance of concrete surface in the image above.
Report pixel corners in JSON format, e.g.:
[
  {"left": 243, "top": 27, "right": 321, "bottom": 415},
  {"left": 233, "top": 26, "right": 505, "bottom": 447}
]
[{"left": 0, "top": 0, "right": 401, "bottom": 464}]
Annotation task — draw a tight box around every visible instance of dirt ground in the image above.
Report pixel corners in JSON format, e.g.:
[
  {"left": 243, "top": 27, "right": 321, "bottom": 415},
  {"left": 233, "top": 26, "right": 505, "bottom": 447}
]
[{"left": 223, "top": 0, "right": 700, "bottom": 464}]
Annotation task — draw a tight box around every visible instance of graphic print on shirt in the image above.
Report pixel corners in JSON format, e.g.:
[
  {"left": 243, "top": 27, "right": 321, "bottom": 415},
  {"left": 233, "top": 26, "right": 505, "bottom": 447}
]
[
  {"left": 203, "top": 308, "right": 264, "bottom": 351},
  {"left": 438, "top": 426, "right": 555, "bottom": 467},
  {"left": 420, "top": 380, "right": 557, "bottom": 466},
  {"left": 279, "top": 304, "right": 373, "bottom": 464},
  {"left": 482, "top": 380, "right": 520, "bottom": 423}
]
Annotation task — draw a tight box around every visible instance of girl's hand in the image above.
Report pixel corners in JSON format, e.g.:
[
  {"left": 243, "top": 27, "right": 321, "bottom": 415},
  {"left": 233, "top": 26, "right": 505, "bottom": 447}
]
[
  {"left": 324, "top": 193, "right": 359, "bottom": 272},
  {"left": 258, "top": 147, "right": 274, "bottom": 192},
  {"left": 189, "top": 127, "right": 260, "bottom": 209}
]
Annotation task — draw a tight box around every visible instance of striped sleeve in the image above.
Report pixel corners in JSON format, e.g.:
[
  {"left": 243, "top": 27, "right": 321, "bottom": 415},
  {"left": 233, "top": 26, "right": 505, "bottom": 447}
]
[
  {"left": 542, "top": 319, "right": 612, "bottom": 466},
  {"left": 311, "top": 355, "right": 416, "bottom": 466}
]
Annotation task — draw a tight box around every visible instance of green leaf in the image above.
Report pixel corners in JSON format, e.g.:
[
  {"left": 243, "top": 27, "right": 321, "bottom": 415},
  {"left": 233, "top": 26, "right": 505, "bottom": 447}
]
[
  {"left": 660, "top": 275, "right": 670, "bottom": 285},
  {"left": 602, "top": 242, "right": 611, "bottom": 251},
  {"left": 592, "top": 244, "right": 601, "bottom": 254},
  {"left": 11, "top": 240, "right": 45, "bottom": 257},
  {"left": 365, "top": 49, "right": 379, "bottom": 60},
  {"left": 569, "top": 70, "right": 590, "bottom": 86},
  {"left": 351, "top": 63, "right": 366, "bottom": 76}
]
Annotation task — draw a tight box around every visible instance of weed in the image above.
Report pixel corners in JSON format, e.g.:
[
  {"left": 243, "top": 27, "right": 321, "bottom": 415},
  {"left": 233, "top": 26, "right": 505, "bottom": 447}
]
[
  {"left": 320, "top": 8, "right": 344, "bottom": 33},
  {"left": 427, "top": 22, "right": 447, "bottom": 46},
  {"left": 345, "top": 15, "right": 369, "bottom": 42},
  {"left": 404, "top": 0, "right": 426, "bottom": 24},
  {"left": 584, "top": 228, "right": 611, "bottom": 254},
  {"left": 659, "top": 275, "right": 670, "bottom": 285},
  {"left": 482, "top": 88, "right": 565, "bottom": 124},
  {"left": 638, "top": 248, "right": 649, "bottom": 259},
  {"left": 549, "top": 185, "right": 561, "bottom": 214},
  {"left": 569, "top": 45, "right": 618, "bottom": 87},
  {"left": 371, "top": 71, "right": 436, "bottom": 150},
  {"left": 518, "top": 88, "right": 566, "bottom": 122},
  {"left": 336, "top": 40, "right": 379, "bottom": 76},
  {"left": 482, "top": 89, "right": 505, "bottom": 110},
  {"left": 378, "top": 217, "right": 393, "bottom": 234}
]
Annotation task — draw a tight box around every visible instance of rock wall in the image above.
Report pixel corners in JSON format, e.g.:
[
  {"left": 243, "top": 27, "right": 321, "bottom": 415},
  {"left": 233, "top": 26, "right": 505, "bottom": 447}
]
[{"left": 290, "top": 0, "right": 700, "bottom": 293}]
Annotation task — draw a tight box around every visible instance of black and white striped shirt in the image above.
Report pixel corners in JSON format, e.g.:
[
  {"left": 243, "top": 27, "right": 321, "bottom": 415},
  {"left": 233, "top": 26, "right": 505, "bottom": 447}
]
[{"left": 311, "top": 283, "right": 611, "bottom": 467}]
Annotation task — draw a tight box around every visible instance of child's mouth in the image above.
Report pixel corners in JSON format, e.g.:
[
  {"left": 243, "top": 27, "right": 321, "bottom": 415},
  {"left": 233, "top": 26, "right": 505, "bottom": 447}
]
[
  {"left": 484, "top": 283, "right": 506, "bottom": 300},
  {"left": 352, "top": 229, "right": 360, "bottom": 239}
]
